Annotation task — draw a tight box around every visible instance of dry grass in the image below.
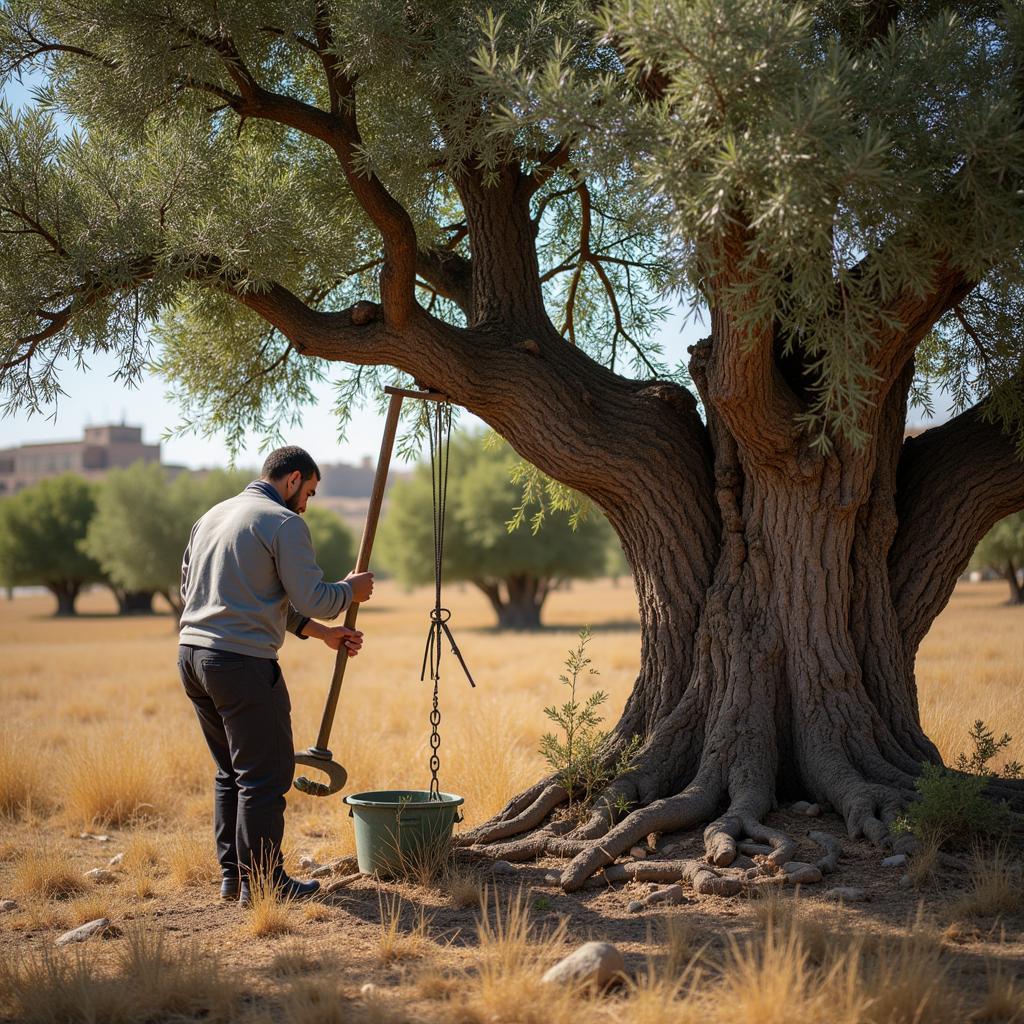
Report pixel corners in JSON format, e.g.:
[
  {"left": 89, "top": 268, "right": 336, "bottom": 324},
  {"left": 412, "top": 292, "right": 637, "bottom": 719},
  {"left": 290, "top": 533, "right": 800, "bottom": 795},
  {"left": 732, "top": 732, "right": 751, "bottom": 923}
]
[
  {"left": 950, "top": 846, "right": 1024, "bottom": 921},
  {"left": 166, "top": 831, "right": 217, "bottom": 887},
  {"left": 0, "top": 922, "right": 240, "bottom": 1023},
  {"left": 376, "top": 891, "right": 434, "bottom": 964},
  {"left": 0, "top": 730, "right": 48, "bottom": 819},
  {"left": 2, "top": 580, "right": 1024, "bottom": 1023},
  {"left": 10, "top": 845, "right": 86, "bottom": 900},
  {"left": 61, "top": 732, "right": 170, "bottom": 828},
  {"left": 245, "top": 863, "right": 296, "bottom": 938}
]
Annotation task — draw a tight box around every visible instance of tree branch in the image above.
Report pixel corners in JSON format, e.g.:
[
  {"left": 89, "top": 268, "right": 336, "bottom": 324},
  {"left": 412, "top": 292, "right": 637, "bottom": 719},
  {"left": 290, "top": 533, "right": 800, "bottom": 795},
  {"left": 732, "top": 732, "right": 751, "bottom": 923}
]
[{"left": 890, "top": 402, "right": 1024, "bottom": 657}]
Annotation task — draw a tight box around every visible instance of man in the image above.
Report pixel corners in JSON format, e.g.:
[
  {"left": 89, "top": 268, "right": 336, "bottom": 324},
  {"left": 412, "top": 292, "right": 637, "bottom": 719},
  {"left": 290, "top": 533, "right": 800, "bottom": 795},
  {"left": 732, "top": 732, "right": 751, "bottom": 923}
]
[{"left": 178, "top": 445, "right": 373, "bottom": 904}]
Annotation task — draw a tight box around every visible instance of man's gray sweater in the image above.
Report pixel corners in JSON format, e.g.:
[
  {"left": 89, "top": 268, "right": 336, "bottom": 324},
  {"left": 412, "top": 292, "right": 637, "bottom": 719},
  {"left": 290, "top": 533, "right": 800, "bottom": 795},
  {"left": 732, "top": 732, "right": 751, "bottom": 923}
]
[{"left": 179, "top": 482, "right": 352, "bottom": 659}]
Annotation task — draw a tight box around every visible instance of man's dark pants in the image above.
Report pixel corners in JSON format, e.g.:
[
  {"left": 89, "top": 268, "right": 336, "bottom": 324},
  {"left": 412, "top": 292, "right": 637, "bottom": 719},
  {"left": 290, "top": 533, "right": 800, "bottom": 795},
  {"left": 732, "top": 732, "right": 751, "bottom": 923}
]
[{"left": 177, "top": 644, "right": 294, "bottom": 882}]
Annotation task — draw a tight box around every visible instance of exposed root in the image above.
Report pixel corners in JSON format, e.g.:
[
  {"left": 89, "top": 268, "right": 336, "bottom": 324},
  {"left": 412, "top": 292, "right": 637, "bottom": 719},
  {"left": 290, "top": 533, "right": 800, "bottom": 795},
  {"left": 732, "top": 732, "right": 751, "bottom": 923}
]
[
  {"left": 600, "top": 859, "right": 744, "bottom": 896},
  {"left": 457, "top": 778, "right": 564, "bottom": 845},
  {"left": 459, "top": 783, "right": 568, "bottom": 845},
  {"left": 809, "top": 831, "right": 842, "bottom": 874},
  {"left": 560, "top": 780, "right": 721, "bottom": 892}
]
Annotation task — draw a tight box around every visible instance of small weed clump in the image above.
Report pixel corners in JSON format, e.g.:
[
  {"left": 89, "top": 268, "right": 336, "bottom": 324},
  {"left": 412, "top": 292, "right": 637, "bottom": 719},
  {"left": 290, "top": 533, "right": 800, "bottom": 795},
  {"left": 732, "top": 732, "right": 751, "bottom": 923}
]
[
  {"left": 539, "top": 628, "right": 641, "bottom": 819},
  {"left": 894, "top": 721, "right": 1021, "bottom": 848}
]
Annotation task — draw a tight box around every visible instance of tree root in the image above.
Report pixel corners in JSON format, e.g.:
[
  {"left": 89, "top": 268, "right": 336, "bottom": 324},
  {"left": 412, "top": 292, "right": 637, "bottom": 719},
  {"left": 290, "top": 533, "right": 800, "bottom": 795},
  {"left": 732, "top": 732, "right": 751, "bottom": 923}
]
[
  {"left": 600, "top": 858, "right": 744, "bottom": 896},
  {"left": 809, "top": 830, "right": 841, "bottom": 874}
]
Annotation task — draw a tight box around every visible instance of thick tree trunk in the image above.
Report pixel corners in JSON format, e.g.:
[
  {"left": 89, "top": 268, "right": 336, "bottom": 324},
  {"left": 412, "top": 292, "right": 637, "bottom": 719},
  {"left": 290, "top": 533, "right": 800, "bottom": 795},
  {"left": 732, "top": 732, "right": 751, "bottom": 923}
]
[
  {"left": 473, "top": 575, "right": 549, "bottom": 630},
  {"left": 110, "top": 587, "right": 155, "bottom": 615},
  {"left": 1005, "top": 561, "right": 1024, "bottom": 606},
  {"left": 49, "top": 582, "right": 80, "bottom": 616}
]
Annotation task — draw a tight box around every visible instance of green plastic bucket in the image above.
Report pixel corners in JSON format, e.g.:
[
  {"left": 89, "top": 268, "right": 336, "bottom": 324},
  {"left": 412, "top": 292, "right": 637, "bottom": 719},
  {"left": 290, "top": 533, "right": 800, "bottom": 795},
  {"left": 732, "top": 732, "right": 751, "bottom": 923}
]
[{"left": 344, "top": 790, "right": 464, "bottom": 877}]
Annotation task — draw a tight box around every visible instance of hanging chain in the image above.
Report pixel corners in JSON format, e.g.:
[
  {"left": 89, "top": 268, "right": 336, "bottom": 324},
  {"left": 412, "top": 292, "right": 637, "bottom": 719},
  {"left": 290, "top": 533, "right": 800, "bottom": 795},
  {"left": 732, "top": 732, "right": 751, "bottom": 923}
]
[{"left": 420, "top": 400, "right": 475, "bottom": 800}]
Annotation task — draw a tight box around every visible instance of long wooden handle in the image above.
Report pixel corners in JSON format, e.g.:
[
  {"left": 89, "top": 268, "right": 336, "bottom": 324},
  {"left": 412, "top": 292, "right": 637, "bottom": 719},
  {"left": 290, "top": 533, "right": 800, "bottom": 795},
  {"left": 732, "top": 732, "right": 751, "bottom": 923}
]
[{"left": 313, "top": 391, "right": 405, "bottom": 751}]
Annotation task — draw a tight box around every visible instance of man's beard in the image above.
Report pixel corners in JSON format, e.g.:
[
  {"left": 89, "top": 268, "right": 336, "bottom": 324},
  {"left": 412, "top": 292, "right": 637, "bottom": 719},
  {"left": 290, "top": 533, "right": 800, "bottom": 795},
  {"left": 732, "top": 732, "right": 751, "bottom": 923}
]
[{"left": 285, "top": 492, "right": 303, "bottom": 513}]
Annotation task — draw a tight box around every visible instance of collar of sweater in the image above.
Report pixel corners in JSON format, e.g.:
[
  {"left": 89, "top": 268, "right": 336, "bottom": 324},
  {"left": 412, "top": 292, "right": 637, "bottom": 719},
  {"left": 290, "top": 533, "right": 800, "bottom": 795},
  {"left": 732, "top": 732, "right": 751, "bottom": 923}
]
[{"left": 245, "top": 479, "right": 287, "bottom": 509}]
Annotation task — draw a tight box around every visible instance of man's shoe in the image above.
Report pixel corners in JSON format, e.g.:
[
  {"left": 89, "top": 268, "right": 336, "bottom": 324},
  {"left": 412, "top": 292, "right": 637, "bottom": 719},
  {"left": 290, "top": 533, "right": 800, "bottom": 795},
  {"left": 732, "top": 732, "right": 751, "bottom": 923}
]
[
  {"left": 220, "top": 875, "right": 240, "bottom": 901},
  {"left": 238, "top": 873, "right": 320, "bottom": 907}
]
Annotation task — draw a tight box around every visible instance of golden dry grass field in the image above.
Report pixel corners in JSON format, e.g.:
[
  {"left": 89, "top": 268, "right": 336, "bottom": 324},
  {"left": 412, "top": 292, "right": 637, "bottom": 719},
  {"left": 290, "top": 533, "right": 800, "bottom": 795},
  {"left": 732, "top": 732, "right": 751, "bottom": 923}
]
[{"left": 1, "top": 577, "right": 1023, "bottom": 1023}]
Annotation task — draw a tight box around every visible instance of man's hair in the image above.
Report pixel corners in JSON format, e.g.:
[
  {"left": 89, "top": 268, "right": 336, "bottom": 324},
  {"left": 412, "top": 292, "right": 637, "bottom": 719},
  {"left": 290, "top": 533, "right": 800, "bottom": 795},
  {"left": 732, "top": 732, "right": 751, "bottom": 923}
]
[{"left": 261, "top": 446, "right": 321, "bottom": 482}]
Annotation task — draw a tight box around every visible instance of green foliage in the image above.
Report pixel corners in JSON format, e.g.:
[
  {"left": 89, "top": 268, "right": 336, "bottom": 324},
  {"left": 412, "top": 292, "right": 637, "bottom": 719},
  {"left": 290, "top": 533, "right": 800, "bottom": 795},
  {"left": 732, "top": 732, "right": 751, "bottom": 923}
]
[
  {"left": 0, "top": 2, "right": 1022, "bottom": 454},
  {"left": 539, "top": 628, "right": 641, "bottom": 817},
  {"left": 81, "top": 462, "right": 251, "bottom": 611},
  {"left": 895, "top": 721, "right": 1022, "bottom": 847},
  {"left": 0, "top": 473, "right": 103, "bottom": 609},
  {"left": 377, "top": 431, "right": 621, "bottom": 625},
  {"left": 953, "top": 720, "right": 1024, "bottom": 780},
  {"left": 971, "top": 511, "right": 1024, "bottom": 573},
  {"left": 302, "top": 505, "right": 356, "bottom": 583}
]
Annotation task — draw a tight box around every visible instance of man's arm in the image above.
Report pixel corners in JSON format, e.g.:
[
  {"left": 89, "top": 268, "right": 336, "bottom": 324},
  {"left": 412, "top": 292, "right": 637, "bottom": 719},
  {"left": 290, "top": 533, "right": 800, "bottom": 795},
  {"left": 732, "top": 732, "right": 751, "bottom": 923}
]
[{"left": 273, "top": 516, "right": 353, "bottom": 619}]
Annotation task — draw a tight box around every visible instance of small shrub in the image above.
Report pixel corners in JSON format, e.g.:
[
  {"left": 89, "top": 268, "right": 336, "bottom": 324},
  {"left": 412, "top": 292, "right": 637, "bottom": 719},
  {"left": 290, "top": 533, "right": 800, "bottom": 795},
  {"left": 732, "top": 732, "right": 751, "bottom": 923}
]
[
  {"left": 894, "top": 722, "right": 1021, "bottom": 847},
  {"left": 950, "top": 846, "right": 1024, "bottom": 920},
  {"left": 539, "top": 628, "right": 641, "bottom": 818}
]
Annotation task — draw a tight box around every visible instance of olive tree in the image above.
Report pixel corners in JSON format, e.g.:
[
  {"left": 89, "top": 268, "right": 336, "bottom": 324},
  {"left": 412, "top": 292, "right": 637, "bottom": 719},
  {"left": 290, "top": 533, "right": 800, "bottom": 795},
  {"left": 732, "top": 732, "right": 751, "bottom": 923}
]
[
  {"left": 377, "top": 432, "right": 617, "bottom": 629},
  {"left": 0, "top": 474, "right": 103, "bottom": 614},
  {"left": 972, "top": 512, "right": 1024, "bottom": 605},
  {"left": 1, "top": 1, "right": 1024, "bottom": 891}
]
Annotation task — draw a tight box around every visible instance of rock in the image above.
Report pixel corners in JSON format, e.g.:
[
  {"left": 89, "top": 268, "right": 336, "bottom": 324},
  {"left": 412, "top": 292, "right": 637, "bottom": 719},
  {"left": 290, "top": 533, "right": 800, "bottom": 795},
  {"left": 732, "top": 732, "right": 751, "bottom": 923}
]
[
  {"left": 490, "top": 860, "right": 517, "bottom": 875},
  {"left": 629, "top": 846, "right": 648, "bottom": 860},
  {"left": 785, "top": 865, "right": 823, "bottom": 885},
  {"left": 108, "top": 852, "right": 124, "bottom": 867},
  {"left": 892, "top": 835, "right": 921, "bottom": 857},
  {"left": 360, "top": 983, "right": 377, "bottom": 997},
  {"left": 803, "top": 803, "right": 821, "bottom": 817},
  {"left": 881, "top": 854, "right": 908, "bottom": 869},
  {"left": 78, "top": 833, "right": 111, "bottom": 842},
  {"left": 298, "top": 855, "right": 319, "bottom": 871},
  {"left": 898, "top": 874, "right": 913, "bottom": 889},
  {"left": 0, "top": 899, "right": 17, "bottom": 912},
  {"left": 85, "top": 868, "right": 116, "bottom": 884},
  {"left": 541, "top": 941, "right": 625, "bottom": 990},
  {"left": 542, "top": 871, "right": 563, "bottom": 887},
  {"left": 644, "top": 884, "right": 685, "bottom": 907},
  {"left": 827, "top": 887, "right": 868, "bottom": 902},
  {"left": 627, "top": 900, "right": 644, "bottom": 913},
  {"left": 790, "top": 801, "right": 812, "bottom": 814},
  {"left": 56, "top": 918, "right": 115, "bottom": 946}
]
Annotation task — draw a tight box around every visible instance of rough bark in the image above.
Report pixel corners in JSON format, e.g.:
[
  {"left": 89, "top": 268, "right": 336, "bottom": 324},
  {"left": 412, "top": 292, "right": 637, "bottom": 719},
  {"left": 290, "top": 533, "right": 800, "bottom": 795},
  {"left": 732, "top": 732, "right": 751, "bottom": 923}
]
[{"left": 1005, "top": 561, "right": 1024, "bottom": 606}]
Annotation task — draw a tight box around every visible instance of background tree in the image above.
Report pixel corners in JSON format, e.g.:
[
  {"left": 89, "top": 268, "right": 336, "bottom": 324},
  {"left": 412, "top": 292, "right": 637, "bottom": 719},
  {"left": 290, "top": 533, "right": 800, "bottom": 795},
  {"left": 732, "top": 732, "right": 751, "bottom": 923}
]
[
  {"left": 971, "top": 512, "right": 1024, "bottom": 606},
  {"left": 0, "top": 474, "right": 103, "bottom": 614},
  {"left": 378, "top": 432, "right": 618, "bottom": 629},
  {"left": 1, "top": 1, "right": 1024, "bottom": 890},
  {"left": 303, "top": 504, "right": 356, "bottom": 584},
  {"left": 83, "top": 464, "right": 252, "bottom": 619}
]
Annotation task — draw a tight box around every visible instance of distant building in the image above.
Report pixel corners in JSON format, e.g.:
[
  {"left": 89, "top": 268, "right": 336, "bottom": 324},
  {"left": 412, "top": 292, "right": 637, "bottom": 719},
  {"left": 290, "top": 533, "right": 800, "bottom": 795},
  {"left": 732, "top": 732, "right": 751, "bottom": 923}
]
[
  {"left": 0, "top": 424, "right": 161, "bottom": 495},
  {"left": 318, "top": 456, "right": 377, "bottom": 498}
]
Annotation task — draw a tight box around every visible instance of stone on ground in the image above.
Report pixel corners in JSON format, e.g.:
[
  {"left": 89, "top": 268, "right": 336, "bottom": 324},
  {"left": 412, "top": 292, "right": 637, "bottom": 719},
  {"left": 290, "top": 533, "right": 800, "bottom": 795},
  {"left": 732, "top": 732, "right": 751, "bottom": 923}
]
[
  {"left": 892, "top": 835, "right": 921, "bottom": 856},
  {"left": 644, "top": 884, "right": 685, "bottom": 907},
  {"left": 542, "top": 941, "right": 625, "bottom": 989},
  {"left": 783, "top": 862, "right": 823, "bottom": 884},
  {"left": 85, "top": 868, "right": 116, "bottom": 883},
  {"left": 881, "top": 854, "right": 908, "bottom": 869},
  {"left": 108, "top": 852, "right": 124, "bottom": 866},
  {"left": 78, "top": 833, "right": 111, "bottom": 842},
  {"left": 298, "top": 855, "right": 319, "bottom": 870},
  {"left": 490, "top": 860, "right": 516, "bottom": 875},
  {"left": 827, "top": 887, "right": 868, "bottom": 902},
  {"left": 791, "top": 801, "right": 812, "bottom": 814},
  {"left": 627, "top": 899, "right": 644, "bottom": 913},
  {"left": 0, "top": 899, "right": 17, "bottom": 912},
  {"left": 56, "top": 918, "right": 115, "bottom": 946}
]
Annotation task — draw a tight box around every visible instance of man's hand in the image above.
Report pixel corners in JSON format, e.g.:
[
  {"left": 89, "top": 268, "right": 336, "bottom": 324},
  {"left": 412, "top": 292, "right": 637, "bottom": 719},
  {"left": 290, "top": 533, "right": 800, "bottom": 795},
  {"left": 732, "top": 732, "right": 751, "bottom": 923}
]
[
  {"left": 345, "top": 570, "right": 374, "bottom": 603},
  {"left": 321, "top": 625, "right": 363, "bottom": 657}
]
